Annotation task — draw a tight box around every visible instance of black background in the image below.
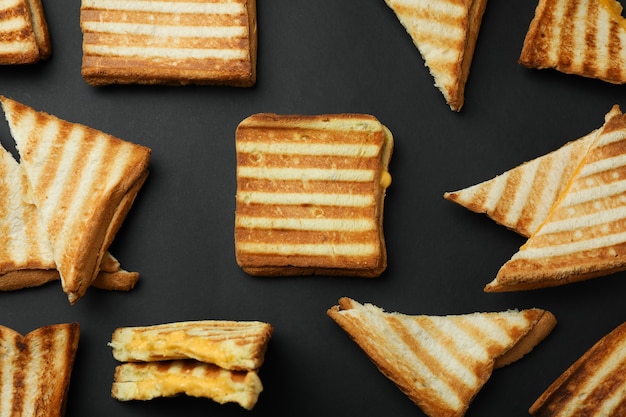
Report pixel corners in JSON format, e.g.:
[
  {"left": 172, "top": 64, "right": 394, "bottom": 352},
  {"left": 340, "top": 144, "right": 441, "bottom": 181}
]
[{"left": 1, "top": 1, "right": 626, "bottom": 416}]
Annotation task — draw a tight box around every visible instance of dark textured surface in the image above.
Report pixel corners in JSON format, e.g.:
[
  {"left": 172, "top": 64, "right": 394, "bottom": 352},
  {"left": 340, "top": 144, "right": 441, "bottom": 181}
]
[{"left": 0, "top": 1, "right": 626, "bottom": 416}]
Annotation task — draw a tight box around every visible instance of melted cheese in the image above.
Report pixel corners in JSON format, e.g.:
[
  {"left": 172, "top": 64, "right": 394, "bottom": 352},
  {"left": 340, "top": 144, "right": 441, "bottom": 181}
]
[
  {"left": 380, "top": 171, "right": 392, "bottom": 188},
  {"left": 599, "top": 0, "right": 626, "bottom": 31}
]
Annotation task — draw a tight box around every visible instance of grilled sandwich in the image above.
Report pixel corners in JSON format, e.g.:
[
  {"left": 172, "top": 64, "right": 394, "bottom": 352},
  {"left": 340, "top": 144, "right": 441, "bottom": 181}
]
[
  {"left": 0, "top": 323, "right": 80, "bottom": 417},
  {"left": 328, "top": 297, "right": 556, "bottom": 417},
  {"left": 109, "top": 320, "right": 273, "bottom": 371},
  {"left": 0, "top": 141, "right": 139, "bottom": 291},
  {"left": 234, "top": 113, "right": 393, "bottom": 277},
  {"left": 487, "top": 105, "right": 626, "bottom": 292},
  {"left": 1, "top": 96, "right": 151, "bottom": 303},
  {"left": 110, "top": 320, "right": 272, "bottom": 409},
  {"left": 444, "top": 129, "right": 600, "bottom": 238},
  {"left": 530, "top": 321, "right": 626, "bottom": 416},
  {"left": 383, "top": 0, "right": 489, "bottom": 111},
  {"left": 80, "top": 0, "right": 257, "bottom": 86},
  {"left": 0, "top": 0, "right": 51, "bottom": 64},
  {"left": 112, "top": 361, "right": 263, "bottom": 410},
  {"left": 519, "top": 0, "right": 626, "bottom": 84}
]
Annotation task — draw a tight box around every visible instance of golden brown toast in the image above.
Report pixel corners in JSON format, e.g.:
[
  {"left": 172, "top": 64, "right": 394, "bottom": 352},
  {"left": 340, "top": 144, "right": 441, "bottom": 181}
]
[
  {"left": 0, "top": 0, "right": 50, "bottom": 64},
  {"left": 235, "top": 113, "right": 393, "bottom": 277},
  {"left": 80, "top": 0, "right": 257, "bottom": 86},
  {"left": 487, "top": 106, "right": 626, "bottom": 292},
  {"left": 519, "top": 0, "right": 626, "bottom": 84},
  {"left": 0, "top": 323, "right": 80, "bottom": 417},
  {"left": 530, "top": 321, "right": 626, "bottom": 416},
  {"left": 383, "top": 0, "right": 489, "bottom": 111},
  {"left": 1, "top": 96, "right": 151, "bottom": 303},
  {"left": 328, "top": 297, "right": 556, "bottom": 417}
]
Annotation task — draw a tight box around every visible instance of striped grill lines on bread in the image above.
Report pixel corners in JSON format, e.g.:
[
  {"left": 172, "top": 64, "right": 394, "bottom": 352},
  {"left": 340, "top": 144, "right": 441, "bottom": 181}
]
[
  {"left": 0, "top": 143, "right": 139, "bottom": 291},
  {"left": 109, "top": 320, "right": 273, "bottom": 371},
  {"left": 0, "top": 323, "right": 80, "bottom": 417},
  {"left": 80, "top": 0, "right": 257, "bottom": 86},
  {"left": 488, "top": 106, "right": 626, "bottom": 291},
  {"left": 328, "top": 298, "right": 556, "bottom": 417},
  {"left": 1, "top": 96, "right": 151, "bottom": 303},
  {"left": 0, "top": 0, "right": 50, "bottom": 64},
  {"left": 519, "top": 0, "right": 626, "bottom": 84},
  {"left": 111, "top": 360, "right": 263, "bottom": 410},
  {"left": 530, "top": 321, "right": 626, "bottom": 416},
  {"left": 383, "top": 0, "right": 488, "bottom": 111},
  {"left": 444, "top": 130, "right": 599, "bottom": 238},
  {"left": 234, "top": 113, "right": 393, "bottom": 277}
]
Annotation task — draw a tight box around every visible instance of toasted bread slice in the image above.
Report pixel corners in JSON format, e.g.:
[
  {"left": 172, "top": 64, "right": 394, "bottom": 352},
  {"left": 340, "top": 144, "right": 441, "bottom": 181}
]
[
  {"left": 519, "top": 0, "right": 626, "bottom": 84},
  {"left": 234, "top": 113, "right": 393, "bottom": 277},
  {"left": 487, "top": 106, "right": 626, "bottom": 292},
  {"left": 328, "top": 297, "right": 556, "bottom": 417},
  {"left": 0, "top": 0, "right": 50, "bottom": 64},
  {"left": 109, "top": 320, "right": 273, "bottom": 371},
  {"left": 444, "top": 130, "right": 599, "bottom": 237},
  {"left": 80, "top": 0, "right": 257, "bottom": 86},
  {"left": 0, "top": 323, "right": 80, "bottom": 416},
  {"left": 112, "top": 360, "right": 263, "bottom": 410},
  {"left": 0, "top": 144, "right": 139, "bottom": 291},
  {"left": 0, "top": 96, "right": 151, "bottom": 303},
  {"left": 383, "top": 0, "right": 488, "bottom": 111},
  {"left": 530, "top": 321, "right": 626, "bottom": 416}
]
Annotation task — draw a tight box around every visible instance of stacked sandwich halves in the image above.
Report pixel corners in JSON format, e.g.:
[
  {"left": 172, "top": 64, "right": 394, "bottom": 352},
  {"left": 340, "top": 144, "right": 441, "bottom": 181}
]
[
  {"left": 0, "top": 0, "right": 51, "bottom": 64},
  {"left": 109, "top": 319, "right": 273, "bottom": 410},
  {"left": 0, "top": 96, "right": 151, "bottom": 303},
  {"left": 446, "top": 105, "right": 626, "bottom": 291}
]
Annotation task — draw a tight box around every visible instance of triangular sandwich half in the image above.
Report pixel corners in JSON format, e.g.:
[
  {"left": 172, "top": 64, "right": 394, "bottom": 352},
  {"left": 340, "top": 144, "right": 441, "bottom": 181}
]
[
  {"left": 109, "top": 320, "right": 273, "bottom": 409},
  {"left": 383, "top": 0, "right": 489, "bottom": 111},
  {"left": 444, "top": 129, "right": 600, "bottom": 238},
  {"left": 0, "top": 143, "right": 139, "bottom": 292},
  {"left": 0, "top": 323, "right": 80, "bottom": 416},
  {"left": 487, "top": 105, "right": 626, "bottom": 292},
  {"left": 530, "top": 320, "right": 626, "bottom": 416},
  {"left": 1, "top": 96, "right": 151, "bottom": 303},
  {"left": 519, "top": 0, "right": 626, "bottom": 84},
  {"left": 328, "top": 297, "right": 556, "bottom": 417}
]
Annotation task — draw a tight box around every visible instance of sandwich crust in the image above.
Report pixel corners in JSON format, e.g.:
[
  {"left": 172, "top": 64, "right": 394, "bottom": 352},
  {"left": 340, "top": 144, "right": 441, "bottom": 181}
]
[{"left": 234, "top": 113, "right": 393, "bottom": 277}]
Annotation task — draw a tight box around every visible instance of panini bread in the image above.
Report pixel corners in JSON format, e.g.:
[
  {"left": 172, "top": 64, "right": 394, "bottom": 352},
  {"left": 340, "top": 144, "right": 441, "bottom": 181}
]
[
  {"left": 80, "top": 0, "right": 257, "bottom": 86},
  {"left": 444, "top": 129, "right": 599, "bottom": 238},
  {"left": 530, "top": 321, "right": 626, "bottom": 416},
  {"left": 519, "top": 0, "right": 626, "bottom": 84},
  {"left": 0, "top": 0, "right": 51, "bottom": 64},
  {"left": 1, "top": 96, "right": 151, "bottom": 303},
  {"left": 0, "top": 144, "right": 139, "bottom": 291},
  {"left": 328, "top": 297, "right": 556, "bottom": 417},
  {"left": 383, "top": 0, "right": 489, "bottom": 111},
  {"left": 109, "top": 320, "right": 273, "bottom": 371},
  {"left": 234, "top": 113, "right": 393, "bottom": 277},
  {"left": 110, "top": 320, "right": 273, "bottom": 409},
  {"left": 487, "top": 106, "right": 626, "bottom": 292},
  {"left": 0, "top": 323, "right": 80, "bottom": 417},
  {"left": 111, "top": 361, "right": 263, "bottom": 410}
]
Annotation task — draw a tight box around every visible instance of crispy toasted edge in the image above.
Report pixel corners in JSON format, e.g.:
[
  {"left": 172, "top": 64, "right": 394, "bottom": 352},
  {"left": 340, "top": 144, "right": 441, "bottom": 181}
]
[
  {"left": 80, "top": 0, "right": 257, "bottom": 86},
  {"left": 0, "top": 0, "right": 39, "bottom": 64},
  {"left": 529, "top": 321, "right": 626, "bottom": 415},
  {"left": 494, "top": 310, "right": 557, "bottom": 368},
  {"left": 25, "top": 0, "right": 51, "bottom": 59},
  {"left": 235, "top": 114, "right": 394, "bottom": 277}
]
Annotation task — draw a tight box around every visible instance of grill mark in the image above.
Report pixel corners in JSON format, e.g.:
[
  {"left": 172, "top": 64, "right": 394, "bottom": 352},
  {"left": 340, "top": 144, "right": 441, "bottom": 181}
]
[
  {"left": 82, "top": 54, "right": 251, "bottom": 73},
  {"left": 81, "top": 9, "right": 246, "bottom": 26},
  {"left": 582, "top": 0, "right": 599, "bottom": 76},
  {"left": 84, "top": 32, "right": 247, "bottom": 50},
  {"left": 238, "top": 153, "right": 381, "bottom": 171},
  {"left": 236, "top": 204, "right": 375, "bottom": 220},
  {"left": 557, "top": 0, "right": 579, "bottom": 69},
  {"left": 238, "top": 178, "right": 377, "bottom": 196}
]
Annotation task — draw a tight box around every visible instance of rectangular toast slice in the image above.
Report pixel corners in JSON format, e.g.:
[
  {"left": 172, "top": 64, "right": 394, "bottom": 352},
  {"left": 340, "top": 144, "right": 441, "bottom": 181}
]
[{"left": 235, "top": 113, "right": 393, "bottom": 277}]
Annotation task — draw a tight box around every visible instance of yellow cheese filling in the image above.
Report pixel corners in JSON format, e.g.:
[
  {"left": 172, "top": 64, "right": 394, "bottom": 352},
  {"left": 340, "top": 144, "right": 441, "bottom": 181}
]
[{"left": 599, "top": 0, "right": 626, "bottom": 31}]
